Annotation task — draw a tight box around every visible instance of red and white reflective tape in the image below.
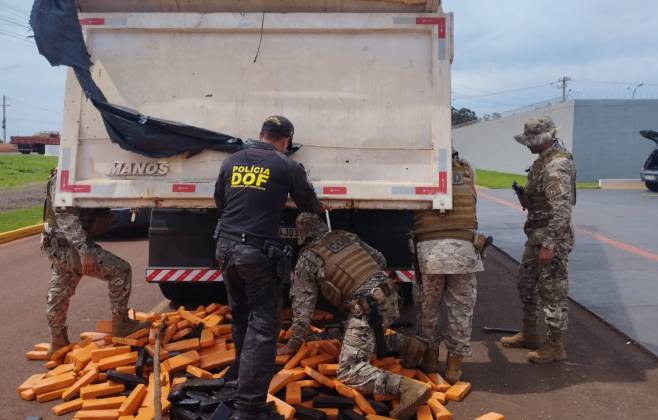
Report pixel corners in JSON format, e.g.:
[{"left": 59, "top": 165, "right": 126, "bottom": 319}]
[
  {"left": 392, "top": 270, "right": 415, "bottom": 283},
  {"left": 146, "top": 268, "right": 223, "bottom": 283}
]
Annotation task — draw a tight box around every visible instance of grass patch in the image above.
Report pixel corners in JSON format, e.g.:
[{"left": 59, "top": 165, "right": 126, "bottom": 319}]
[
  {"left": 475, "top": 169, "right": 599, "bottom": 189},
  {"left": 0, "top": 155, "right": 58, "bottom": 188},
  {"left": 0, "top": 205, "right": 43, "bottom": 233},
  {"left": 475, "top": 169, "right": 527, "bottom": 189}
]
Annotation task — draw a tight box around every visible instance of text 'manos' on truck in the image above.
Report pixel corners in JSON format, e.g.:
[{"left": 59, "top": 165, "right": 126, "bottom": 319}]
[{"left": 55, "top": 0, "right": 454, "bottom": 302}]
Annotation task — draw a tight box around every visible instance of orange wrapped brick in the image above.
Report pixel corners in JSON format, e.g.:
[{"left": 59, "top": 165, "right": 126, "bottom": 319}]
[
  {"left": 18, "top": 373, "right": 44, "bottom": 394},
  {"left": 475, "top": 413, "right": 505, "bottom": 420},
  {"left": 145, "top": 344, "right": 169, "bottom": 360},
  {"left": 416, "top": 405, "right": 433, "bottom": 420},
  {"left": 445, "top": 381, "right": 471, "bottom": 402},
  {"left": 80, "top": 381, "right": 125, "bottom": 400},
  {"left": 26, "top": 350, "right": 50, "bottom": 361},
  {"left": 116, "top": 366, "right": 136, "bottom": 375},
  {"left": 119, "top": 384, "right": 147, "bottom": 416},
  {"left": 334, "top": 382, "right": 355, "bottom": 399},
  {"left": 112, "top": 337, "right": 147, "bottom": 347},
  {"left": 318, "top": 341, "right": 340, "bottom": 358},
  {"left": 20, "top": 389, "right": 35, "bottom": 401},
  {"left": 161, "top": 350, "right": 201, "bottom": 373},
  {"left": 276, "top": 354, "right": 292, "bottom": 365},
  {"left": 200, "top": 328, "right": 215, "bottom": 348},
  {"left": 33, "top": 371, "right": 77, "bottom": 395},
  {"left": 180, "top": 309, "right": 204, "bottom": 326},
  {"left": 172, "top": 327, "right": 193, "bottom": 341},
  {"left": 165, "top": 338, "right": 200, "bottom": 352},
  {"left": 62, "top": 369, "right": 99, "bottom": 401},
  {"left": 268, "top": 370, "right": 304, "bottom": 394},
  {"left": 431, "top": 392, "right": 447, "bottom": 404},
  {"left": 427, "top": 399, "right": 452, "bottom": 420},
  {"left": 354, "top": 389, "right": 376, "bottom": 415},
  {"left": 162, "top": 324, "right": 177, "bottom": 345},
  {"left": 135, "top": 405, "right": 155, "bottom": 420},
  {"left": 45, "top": 363, "right": 75, "bottom": 378},
  {"left": 427, "top": 373, "right": 451, "bottom": 393},
  {"left": 72, "top": 343, "right": 100, "bottom": 371},
  {"left": 296, "top": 380, "right": 321, "bottom": 388},
  {"left": 303, "top": 367, "right": 336, "bottom": 389},
  {"left": 186, "top": 365, "right": 213, "bottom": 379},
  {"left": 203, "top": 314, "right": 223, "bottom": 328},
  {"left": 285, "top": 382, "right": 302, "bottom": 405},
  {"left": 52, "top": 398, "right": 84, "bottom": 415},
  {"left": 126, "top": 328, "right": 149, "bottom": 340},
  {"left": 98, "top": 351, "right": 138, "bottom": 371},
  {"left": 74, "top": 409, "right": 121, "bottom": 419},
  {"left": 91, "top": 346, "right": 131, "bottom": 362},
  {"left": 36, "top": 388, "right": 64, "bottom": 402},
  {"left": 283, "top": 344, "right": 312, "bottom": 370},
  {"left": 82, "top": 395, "right": 127, "bottom": 410},
  {"left": 301, "top": 353, "right": 335, "bottom": 369},
  {"left": 267, "top": 393, "right": 296, "bottom": 420},
  {"left": 318, "top": 363, "right": 338, "bottom": 376},
  {"left": 33, "top": 342, "right": 51, "bottom": 352},
  {"left": 199, "top": 348, "right": 235, "bottom": 370}
]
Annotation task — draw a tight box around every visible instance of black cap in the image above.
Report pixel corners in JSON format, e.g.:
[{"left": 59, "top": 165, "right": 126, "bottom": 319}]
[{"left": 261, "top": 115, "right": 294, "bottom": 140}]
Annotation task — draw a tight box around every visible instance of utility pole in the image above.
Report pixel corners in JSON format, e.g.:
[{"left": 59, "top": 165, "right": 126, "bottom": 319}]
[
  {"left": 556, "top": 76, "right": 572, "bottom": 102},
  {"left": 1, "top": 95, "right": 9, "bottom": 144}
]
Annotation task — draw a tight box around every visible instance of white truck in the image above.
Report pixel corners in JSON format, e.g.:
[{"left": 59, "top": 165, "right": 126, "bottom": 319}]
[{"left": 56, "top": 0, "right": 454, "bottom": 301}]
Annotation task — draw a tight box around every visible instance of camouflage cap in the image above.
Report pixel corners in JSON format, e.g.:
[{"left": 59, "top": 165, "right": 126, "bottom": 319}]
[
  {"left": 514, "top": 116, "right": 557, "bottom": 146},
  {"left": 296, "top": 212, "right": 328, "bottom": 245}
]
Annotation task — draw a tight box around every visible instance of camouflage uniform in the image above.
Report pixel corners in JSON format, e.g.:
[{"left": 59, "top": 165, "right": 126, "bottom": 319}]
[
  {"left": 416, "top": 239, "right": 483, "bottom": 356},
  {"left": 517, "top": 141, "right": 576, "bottom": 339},
  {"left": 290, "top": 237, "right": 407, "bottom": 396},
  {"left": 414, "top": 157, "right": 483, "bottom": 357},
  {"left": 42, "top": 173, "right": 131, "bottom": 333}
]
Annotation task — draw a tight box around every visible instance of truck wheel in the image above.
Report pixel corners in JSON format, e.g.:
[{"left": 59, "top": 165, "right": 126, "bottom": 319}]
[
  {"left": 645, "top": 181, "right": 658, "bottom": 192},
  {"left": 20, "top": 151, "right": 30, "bottom": 155},
  {"left": 159, "top": 282, "right": 228, "bottom": 305}
]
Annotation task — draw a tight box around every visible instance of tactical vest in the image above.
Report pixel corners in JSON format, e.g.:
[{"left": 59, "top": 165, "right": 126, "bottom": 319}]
[
  {"left": 43, "top": 169, "right": 59, "bottom": 230},
  {"left": 42, "top": 169, "right": 112, "bottom": 237},
  {"left": 526, "top": 146, "right": 576, "bottom": 213},
  {"left": 414, "top": 158, "right": 477, "bottom": 242},
  {"left": 307, "top": 230, "right": 382, "bottom": 308}
]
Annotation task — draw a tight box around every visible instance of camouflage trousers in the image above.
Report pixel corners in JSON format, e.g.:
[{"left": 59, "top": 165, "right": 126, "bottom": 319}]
[
  {"left": 337, "top": 283, "right": 404, "bottom": 396},
  {"left": 45, "top": 243, "right": 132, "bottom": 332},
  {"left": 417, "top": 273, "right": 477, "bottom": 357},
  {"left": 517, "top": 242, "right": 569, "bottom": 337},
  {"left": 337, "top": 317, "right": 405, "bottom": 396}
]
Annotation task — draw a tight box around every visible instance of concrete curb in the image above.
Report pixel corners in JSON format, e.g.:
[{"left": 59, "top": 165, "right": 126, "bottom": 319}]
[{"left": 0, "top": 223, "right": 44, "bottom": 245}]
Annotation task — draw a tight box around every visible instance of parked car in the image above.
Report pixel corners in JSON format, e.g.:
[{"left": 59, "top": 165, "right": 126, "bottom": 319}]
[{"left": 640, "top": 130, "right": 658, "bottom": 192}]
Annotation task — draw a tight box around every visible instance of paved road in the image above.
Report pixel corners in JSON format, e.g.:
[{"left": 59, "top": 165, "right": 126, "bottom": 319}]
[
  {"left": 2, "top": 235, "right": 165, "bottom": 419},
  {"left": 3, "top": 237, "right": 657, "bottom": 419},
  {"left": 477, "top": 188, "right": 658, "bottom": 356}
]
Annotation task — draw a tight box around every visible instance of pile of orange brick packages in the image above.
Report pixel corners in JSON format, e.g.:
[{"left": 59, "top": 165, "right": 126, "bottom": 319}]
[{"left": 18, "top": 304, "right": 504, "bottom": 420}]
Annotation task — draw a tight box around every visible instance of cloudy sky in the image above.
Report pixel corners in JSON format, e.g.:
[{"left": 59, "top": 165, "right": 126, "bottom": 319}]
[{"left": 0, "top": 0, "right": 657, "bottom": 140}]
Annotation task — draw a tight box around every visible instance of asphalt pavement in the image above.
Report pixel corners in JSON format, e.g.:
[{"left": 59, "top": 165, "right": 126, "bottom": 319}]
[
  {"left": 477, "top": 188, "right": 658, "bottom": 356},
  {"left": 2, "top": 236, "right": 657, "bottom": 419}
]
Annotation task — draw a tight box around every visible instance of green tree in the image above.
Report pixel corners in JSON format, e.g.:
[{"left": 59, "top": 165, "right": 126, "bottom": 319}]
[{"left": 452, "top": 107, "right": 478, "bottom": 126}]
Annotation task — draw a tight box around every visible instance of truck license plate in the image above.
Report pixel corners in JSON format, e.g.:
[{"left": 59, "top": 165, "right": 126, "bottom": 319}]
[{"left": 645, "top": 175, "right": 656, "bottom": 181}]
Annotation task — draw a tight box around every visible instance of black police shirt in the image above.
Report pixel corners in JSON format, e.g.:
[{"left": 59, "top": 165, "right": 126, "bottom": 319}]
[{"left": 214, "top": 141, "right": 321, "bottom": 240}]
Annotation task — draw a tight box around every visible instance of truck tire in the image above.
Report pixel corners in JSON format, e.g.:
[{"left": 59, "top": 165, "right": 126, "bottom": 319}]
[
  {"left": 20, "top": 150, "right": 30, "bottom": 155},
  {"left": 645, "top": 181, "right": 658, "bottom": 192},
  {"left": 159, "top": 282, "right": 228, "bottom": 305}
]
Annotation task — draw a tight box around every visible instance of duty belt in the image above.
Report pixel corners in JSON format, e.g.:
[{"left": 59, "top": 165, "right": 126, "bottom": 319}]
[{"left": 219, "top": 231, "right": 272, "bottom": 250}]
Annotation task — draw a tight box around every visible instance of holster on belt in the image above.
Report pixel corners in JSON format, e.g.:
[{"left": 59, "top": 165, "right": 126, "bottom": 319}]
[
  {"left": 473, "top": 232, "right": 494, "bottom": 258},
  {"left": 265, "top": 240, "right": 293, "bottom": 285}
]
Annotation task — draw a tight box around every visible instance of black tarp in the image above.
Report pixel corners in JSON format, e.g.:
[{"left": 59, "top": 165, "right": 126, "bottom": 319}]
[{"left": 30, "top": 0, "right": 244, "bottom": 158}]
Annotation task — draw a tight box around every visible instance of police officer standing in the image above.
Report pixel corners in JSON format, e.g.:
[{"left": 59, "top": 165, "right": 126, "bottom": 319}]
[
  {"left": 42, "top": 170, "right": 150, "bottom": 355},
  {"left": 412, "top": 152, "right": 487, "bottom": 384},
  {"left": 214, "top": 116, "right": 321, "bottom": 420},
  {"left": 502, "top": 117, "right": 577, "bottom": 364}
]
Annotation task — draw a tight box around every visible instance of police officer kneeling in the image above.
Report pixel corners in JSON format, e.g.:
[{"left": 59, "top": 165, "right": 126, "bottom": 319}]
[{"left": 214, "top": 116, "right": 321, "bottom": 420}]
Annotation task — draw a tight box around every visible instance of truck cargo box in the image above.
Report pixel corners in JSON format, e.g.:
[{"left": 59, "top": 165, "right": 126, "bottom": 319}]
[{"left": 56, "top": 7, "right": 454, "bottom": 211}]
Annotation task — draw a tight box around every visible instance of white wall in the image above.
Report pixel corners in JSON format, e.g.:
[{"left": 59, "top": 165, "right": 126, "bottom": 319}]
[
  {"left": 453, "top": 101, "right": 575, "bottom": 175},
  {"left": 45, "top": 145, "right": 60, "bottom": 156}
]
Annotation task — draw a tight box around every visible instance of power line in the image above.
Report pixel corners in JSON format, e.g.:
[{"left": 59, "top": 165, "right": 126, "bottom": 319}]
[
  {"left": 452, "top": 83, "right": 553, "bottom": 99},
  {"left": 7, "top": 97, "right": 60, "bottom": 114},
  {"left": 0, "top": 15, "right": 30, "bottom": 29}
]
